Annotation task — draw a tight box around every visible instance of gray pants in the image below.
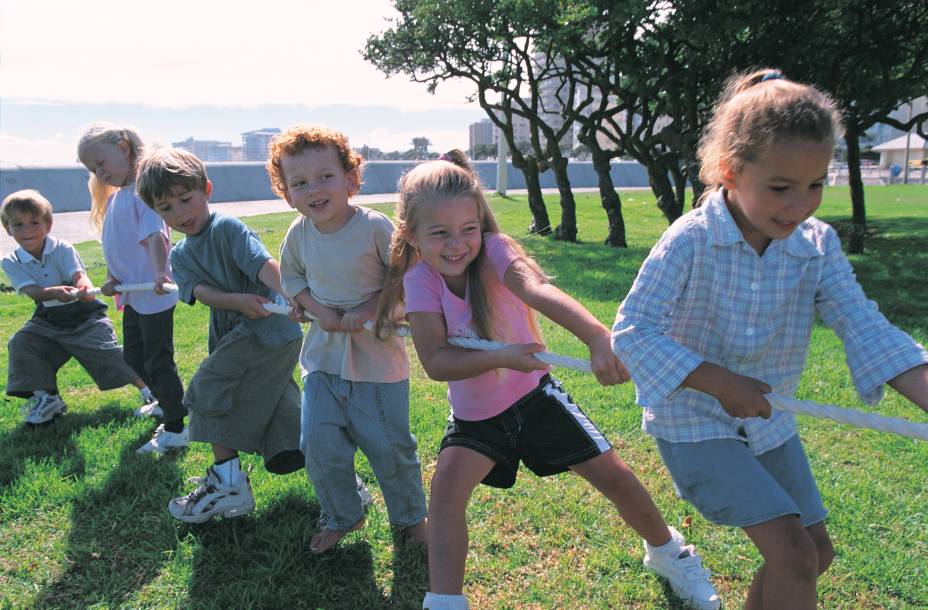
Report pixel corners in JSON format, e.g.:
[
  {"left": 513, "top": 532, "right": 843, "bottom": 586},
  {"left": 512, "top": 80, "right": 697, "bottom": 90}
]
[
  {"left": 301, "top": 371, "right": 427, "bottom": 530},
  {"left": 7, "top": 316, "right": 138, "bottom": 398}
]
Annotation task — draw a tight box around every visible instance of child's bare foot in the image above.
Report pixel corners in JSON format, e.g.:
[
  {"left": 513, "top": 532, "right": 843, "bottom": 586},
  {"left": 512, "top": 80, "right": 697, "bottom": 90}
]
[
  {"left": 309, "top": 517, "right": 365, "bottom": 554},
  {"left": 399, "top": 518, "right": 428, "bottom": 546}
]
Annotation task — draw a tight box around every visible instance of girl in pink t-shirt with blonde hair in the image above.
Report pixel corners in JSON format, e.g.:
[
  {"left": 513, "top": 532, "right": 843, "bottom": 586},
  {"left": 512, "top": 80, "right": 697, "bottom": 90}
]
[{"left": 374, "top": 150, "right": 719, "bottom": 610}]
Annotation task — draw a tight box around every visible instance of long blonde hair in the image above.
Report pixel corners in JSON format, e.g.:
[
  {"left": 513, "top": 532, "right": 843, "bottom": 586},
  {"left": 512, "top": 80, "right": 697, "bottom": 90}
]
[
  {"left": 77, "top": 123, "right": 145, "bottom": 233},
  {"left": 374, "top": 149, "right": 544, "bottom": 343},
  {"left": 696, "top": 69, "right": 843, "bottom": 206}
]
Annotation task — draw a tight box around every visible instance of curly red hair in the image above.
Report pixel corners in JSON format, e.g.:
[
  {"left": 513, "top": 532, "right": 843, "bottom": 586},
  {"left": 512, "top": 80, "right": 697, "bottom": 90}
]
[{"left": 266, "top": 125, "right": 364, "bottom": 198}]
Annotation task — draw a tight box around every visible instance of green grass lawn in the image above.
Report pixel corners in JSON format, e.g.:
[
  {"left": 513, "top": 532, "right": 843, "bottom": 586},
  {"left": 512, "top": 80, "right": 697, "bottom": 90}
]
[{"left": 1, "top": 185, "right": 926, "bottom": 609}]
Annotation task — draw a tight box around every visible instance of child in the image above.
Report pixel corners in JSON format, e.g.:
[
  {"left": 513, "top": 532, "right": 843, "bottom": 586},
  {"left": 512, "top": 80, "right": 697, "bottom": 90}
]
[
  {"left": 612, "top": 69, "right": 928, "bottom": 610},
  {"left": 135, "top": 147, "right": 306, "bottom": 523},
  {"left": 2, "top": 189, "right": 151, "bottom": 425},
  {"left": 375, "top": 151, "right": 720, "bottom": 610},
  {"left": 77, "top": 123, "right": 187, "bottom": 454},
  {"left": 271, "top": 125, "right": 428, "bottom": 553}
]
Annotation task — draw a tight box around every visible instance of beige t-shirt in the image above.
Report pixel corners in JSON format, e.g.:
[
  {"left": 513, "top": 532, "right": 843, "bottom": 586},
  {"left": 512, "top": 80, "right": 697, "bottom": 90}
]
[{"left": 279, "top": 205, "right": 408, "bottom": 383}]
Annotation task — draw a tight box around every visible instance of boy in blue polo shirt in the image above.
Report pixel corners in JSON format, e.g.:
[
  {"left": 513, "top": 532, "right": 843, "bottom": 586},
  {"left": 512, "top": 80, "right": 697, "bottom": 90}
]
[{"left": 2, "top": 189, "right": 150, "bottom": 425}]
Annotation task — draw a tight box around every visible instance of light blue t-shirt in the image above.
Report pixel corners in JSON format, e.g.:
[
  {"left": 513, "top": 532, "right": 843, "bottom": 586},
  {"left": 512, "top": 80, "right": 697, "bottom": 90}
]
[{"left": 170, "top": 213, "right": 302, "bottom": 351}]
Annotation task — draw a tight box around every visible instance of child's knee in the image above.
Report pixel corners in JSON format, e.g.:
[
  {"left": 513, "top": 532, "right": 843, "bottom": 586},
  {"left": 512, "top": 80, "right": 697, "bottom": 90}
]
[
  {"left": 810, "top": 529, "right": 834, "bottom": 574},
  {"left": 768, "top": 526, "right": 819, "bottom": 579}
]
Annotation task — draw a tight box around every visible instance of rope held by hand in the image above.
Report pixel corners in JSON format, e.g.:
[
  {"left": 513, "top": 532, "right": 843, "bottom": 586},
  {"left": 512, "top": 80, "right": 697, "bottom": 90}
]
[
  {"left": 445, "top": 335, "right": 928, "bottom": 441},
  {"left": 260, "top": 302, "right": 409, "bottom": 337},
  {"left": 88, "top": 282, "right": 179, "bottom": 296}
]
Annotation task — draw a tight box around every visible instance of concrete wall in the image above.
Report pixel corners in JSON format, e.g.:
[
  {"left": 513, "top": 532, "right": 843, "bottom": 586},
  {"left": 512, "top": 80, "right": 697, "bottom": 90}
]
[{"left": 1, "top": 160, "right": 650, "bottom": 213}]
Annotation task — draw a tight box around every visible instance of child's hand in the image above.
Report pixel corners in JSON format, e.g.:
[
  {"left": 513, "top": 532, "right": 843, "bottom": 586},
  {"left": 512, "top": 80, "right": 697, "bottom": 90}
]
[
  {"left": 153, "top": 275, "right": 172, "bottom": 295},
  {"left": 75, "top": 286, "right": 97, "bottom": 302},
  {"left": 100, "top": 278, "right": 120, "bottom": 296},
  {"left": 717, "top": 373, "right": 773, "bottom": 419},
  {"left": 315, "top": 305, "right": 345, "bottom": 332},
  {"left": 588, "top": 334, "right": 630, "bottom": 386},
  {"left": 288, "top": 300, "right": 307, "bottom": 323},
  {"left": 236, "top": 293, "right": 273, "bottom": 319},
  {"left": 52, "top": 286, "right": 81, "bottom": 302},
  {"left": 498, "top": 342, "right": 549, "bottom": 373},
  {"left": 340, "top": 308, "right": 369, "bottom": 332}
]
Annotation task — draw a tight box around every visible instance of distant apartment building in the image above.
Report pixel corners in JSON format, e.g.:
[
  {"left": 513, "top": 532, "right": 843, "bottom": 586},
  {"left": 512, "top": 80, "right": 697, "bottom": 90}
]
[
  {"left": 860, "top": 96, "right": 928, "bottom": 149},
  {"left": 173, "top": 137, "right": 243, "bottom": 162},
  {"left": 241, "top": 128, "right": 281, "bottom": 161},
  {"left": 468, "top": 119, "right": 497, "bottom": 156}
]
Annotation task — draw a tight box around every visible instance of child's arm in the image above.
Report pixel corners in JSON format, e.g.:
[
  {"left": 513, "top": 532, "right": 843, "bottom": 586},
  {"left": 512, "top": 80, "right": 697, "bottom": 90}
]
[
  {"left": 191, "top": 282, "right": 272, "bottom": 319},
  {"left": 341, "top": 294, "right": 379, "bottom": 332},
  {"left": 72, "top": 270, "right": 98, "bottom": 302},
  {"left": 888, "top": 364, "right": 928, "bottom": 412},
  {"left": 408, "top": 310, "right": 547, "bottom": 381},
  {"left": 681, "top": 362, "right": 774, "bottom": 419},
  {"left": 19, "top": 283, "right": 81, "bottom": 303},
  {"left": 144, "top": 232, "right": 172, "bottom": 294},
  {"left": 291, "top": 288, "right": 344, "bottom": 331},
  {"left": 503, "top": 259, "right": 629, "bottom": 386}
]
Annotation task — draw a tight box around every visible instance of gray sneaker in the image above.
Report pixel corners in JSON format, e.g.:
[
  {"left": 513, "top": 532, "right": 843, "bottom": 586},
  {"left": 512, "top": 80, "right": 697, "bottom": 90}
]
[
  {"left": 643, "top": 527, "right": 721, "bottom": 610},
  {"left": 137, "top": 424, "right": 188, "bottom": 454},
  {"left": 21, "top": 393, "right": 67, "bottom": 425},
  {"left": 168, "top": 467, "right": 255, "bottom": 523}
]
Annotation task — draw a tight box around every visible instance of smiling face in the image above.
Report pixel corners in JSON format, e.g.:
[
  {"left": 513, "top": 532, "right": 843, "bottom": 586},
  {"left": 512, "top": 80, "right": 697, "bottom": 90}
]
[
  {"left": 406, "top": 195, "right": 483, "bottom": 292},
  {"left": 6, "top": 210, "right": 51, "bottom": 259},
  {"left": 723, "top": 137, "right": 834, "bottom": 254},
  {"left": 151, "top": 181, "right": 213, "bottom": 235},
  {"left": 280, "top": 146, "right": 359, "bottom": 234},
  {"left": 79, "top": 140, "right": 133, "bottom": 187}
]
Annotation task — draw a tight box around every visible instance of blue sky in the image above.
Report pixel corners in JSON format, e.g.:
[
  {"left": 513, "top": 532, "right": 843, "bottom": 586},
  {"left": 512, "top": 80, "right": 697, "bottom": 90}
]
[{"left": 0, "top": 0, "right": 485, "bottom": 165}]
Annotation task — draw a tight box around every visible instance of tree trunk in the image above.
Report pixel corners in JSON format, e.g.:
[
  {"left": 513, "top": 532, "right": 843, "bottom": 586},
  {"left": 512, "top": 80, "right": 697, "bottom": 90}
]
[
  {"left": 518, "top": 157, "right": 552, "bottom": 236},
  {"left": 549, "top": 154, "right": 577, "bottom": 242},
  {"left": 592, "top": 150, "right": 627, "bottom": 247},
  {"left": 845, "top": 128, "right": 867, "bottom": 254},
  {"left": 647, "top": 162, "right": 683, "bottom": 224}
]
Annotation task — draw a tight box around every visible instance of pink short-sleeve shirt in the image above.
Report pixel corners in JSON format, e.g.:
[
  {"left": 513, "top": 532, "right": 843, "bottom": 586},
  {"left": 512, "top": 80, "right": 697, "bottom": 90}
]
[{"left": 404, "top": 233, "right": 548, "bottom": 420}]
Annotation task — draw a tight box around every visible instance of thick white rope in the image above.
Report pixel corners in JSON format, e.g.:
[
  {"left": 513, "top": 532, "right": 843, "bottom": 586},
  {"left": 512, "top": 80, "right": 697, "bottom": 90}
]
[
  {"left": 445, "top": 335, "right": 928, "bottom": 442},
  {"left": 260, "top": 302, "right": 410, "bottom": 337},
  {"left": 87, "top": 282, "right": 178, "bottom": 296}
]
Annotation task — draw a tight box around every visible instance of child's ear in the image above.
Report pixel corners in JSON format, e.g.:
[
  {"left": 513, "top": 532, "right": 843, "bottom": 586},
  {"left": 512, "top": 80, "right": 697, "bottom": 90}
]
[
  {"left": 400, "top": 224, "right": 417, "bottom": 249},
  {"left": 720, "top": 160, "right": 738, "bottom": 190},
  {"left": 205, "top": 180, "right": 213, "bottom": 199},
  {"left": 347, "top": 169, "right": 361, "bottom": 196},
  {"left": 118, "top": 140, "right": 131, "bottom": 158}
]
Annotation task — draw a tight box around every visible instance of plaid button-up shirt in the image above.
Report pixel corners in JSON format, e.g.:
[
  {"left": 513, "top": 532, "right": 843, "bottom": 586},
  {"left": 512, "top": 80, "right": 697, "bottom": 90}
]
[{"left": 612, "top": 190, "right": 928, "bottom": 455}]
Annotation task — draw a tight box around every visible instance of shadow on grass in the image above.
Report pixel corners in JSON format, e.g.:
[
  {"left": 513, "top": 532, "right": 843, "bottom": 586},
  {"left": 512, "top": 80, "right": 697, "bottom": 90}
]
[
  {"left": 184, "top": 490, "right": 427, "bottom": 609},
  {"left": 0, "top": 404, "right": 130, "bottom": 486},
  {"left": 23, "top": 409, "right": 185, "bottom": 609}
]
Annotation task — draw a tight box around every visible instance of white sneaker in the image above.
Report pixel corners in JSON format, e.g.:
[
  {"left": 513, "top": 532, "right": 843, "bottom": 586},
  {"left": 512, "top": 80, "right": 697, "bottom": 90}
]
[
  {"left": 136, "top": 424, "right": 188, "bottom": 454},
  {"left": 168, "top": 467, "right": 255, "bottom": 523},
  {"left": 135, "top": 396, "right": 163, "bottom": 418},
  {"left": 21, "top": 392, "right": 67, "bottom": 425},
  {"left": 644, "top": 527, "right": 721, "bottom": 610}
]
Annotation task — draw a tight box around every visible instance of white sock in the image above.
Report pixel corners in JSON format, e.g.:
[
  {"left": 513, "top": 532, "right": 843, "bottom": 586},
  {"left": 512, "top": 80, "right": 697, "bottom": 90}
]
[
  {"left": 647, "top": 527, "right": 684, "bottom": 555},
  {"left": 422, "top": 592, "right": 469, "bottom": 610},
  {"left": 212, "top": 457, "right": 242, "bottom": 486},
  {"left": 139, "top": 386, "right": 154, "bottom": 402}
]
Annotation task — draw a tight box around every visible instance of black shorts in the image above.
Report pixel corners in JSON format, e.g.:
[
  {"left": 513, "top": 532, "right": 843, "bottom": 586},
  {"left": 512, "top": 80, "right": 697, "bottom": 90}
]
[{"left": 439, "top": 375, "right": 612, "bottom": 488}]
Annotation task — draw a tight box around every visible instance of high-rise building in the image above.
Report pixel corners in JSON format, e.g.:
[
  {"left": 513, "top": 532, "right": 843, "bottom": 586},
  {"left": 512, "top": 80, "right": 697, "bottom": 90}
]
[
  {"left": 241, "top": 128, "right": 281, "bottom": 161},
  {"left": 468, "top": 119, "right": 497, "bottom": 156}
]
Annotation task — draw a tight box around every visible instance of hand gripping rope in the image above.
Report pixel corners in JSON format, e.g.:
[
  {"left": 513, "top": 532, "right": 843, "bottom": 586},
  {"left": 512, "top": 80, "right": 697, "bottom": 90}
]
[
  {"left": 158, "top": 297, "right": 928, "bottom": 442},
  {"left": 443, "top": 336, "right": 928, "bottom": 442}
]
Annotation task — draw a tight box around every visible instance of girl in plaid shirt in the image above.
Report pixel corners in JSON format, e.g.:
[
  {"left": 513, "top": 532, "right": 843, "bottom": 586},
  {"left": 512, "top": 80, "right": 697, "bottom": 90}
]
[{"left": 613, "top": 69, "right": 928, "bottom": 610}]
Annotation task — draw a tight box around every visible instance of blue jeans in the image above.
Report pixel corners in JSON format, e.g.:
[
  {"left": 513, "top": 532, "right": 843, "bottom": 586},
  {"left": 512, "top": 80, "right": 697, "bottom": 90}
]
[{"left": 301, "top": 372, "right": 427, "bottom": 530}]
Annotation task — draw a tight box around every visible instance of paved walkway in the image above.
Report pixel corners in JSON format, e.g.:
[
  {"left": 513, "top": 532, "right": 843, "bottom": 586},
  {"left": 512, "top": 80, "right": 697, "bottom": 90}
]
[{"left": 0, "top": 187, "right": 633, "bottom": 256}]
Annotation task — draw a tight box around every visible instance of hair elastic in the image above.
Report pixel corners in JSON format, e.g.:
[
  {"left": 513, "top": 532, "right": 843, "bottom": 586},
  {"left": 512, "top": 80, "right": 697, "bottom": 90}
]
[
  {"left": 761, "top": 70, "right": 783, "bottom": 82},
  {"left": 438, "top": 153, "right": 452, "bottom": 162}
]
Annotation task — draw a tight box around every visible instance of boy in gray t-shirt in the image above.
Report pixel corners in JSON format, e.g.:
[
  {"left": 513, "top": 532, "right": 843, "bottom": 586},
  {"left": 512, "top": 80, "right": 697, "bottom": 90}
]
[
  {"left": 1, "top": 189, "right": 146, "bottom": 425},
  {"left": 136, "top": 148, "right": 306, "bottom": 524}
]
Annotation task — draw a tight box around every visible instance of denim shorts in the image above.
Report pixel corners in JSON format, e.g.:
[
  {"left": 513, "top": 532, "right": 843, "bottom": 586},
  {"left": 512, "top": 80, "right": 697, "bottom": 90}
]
[
  {"left": 440, "top": 375, "right": 612, "bottom": 489},
  {"left": 655, "top": 435, "right": 827, "bottom": 528}
]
